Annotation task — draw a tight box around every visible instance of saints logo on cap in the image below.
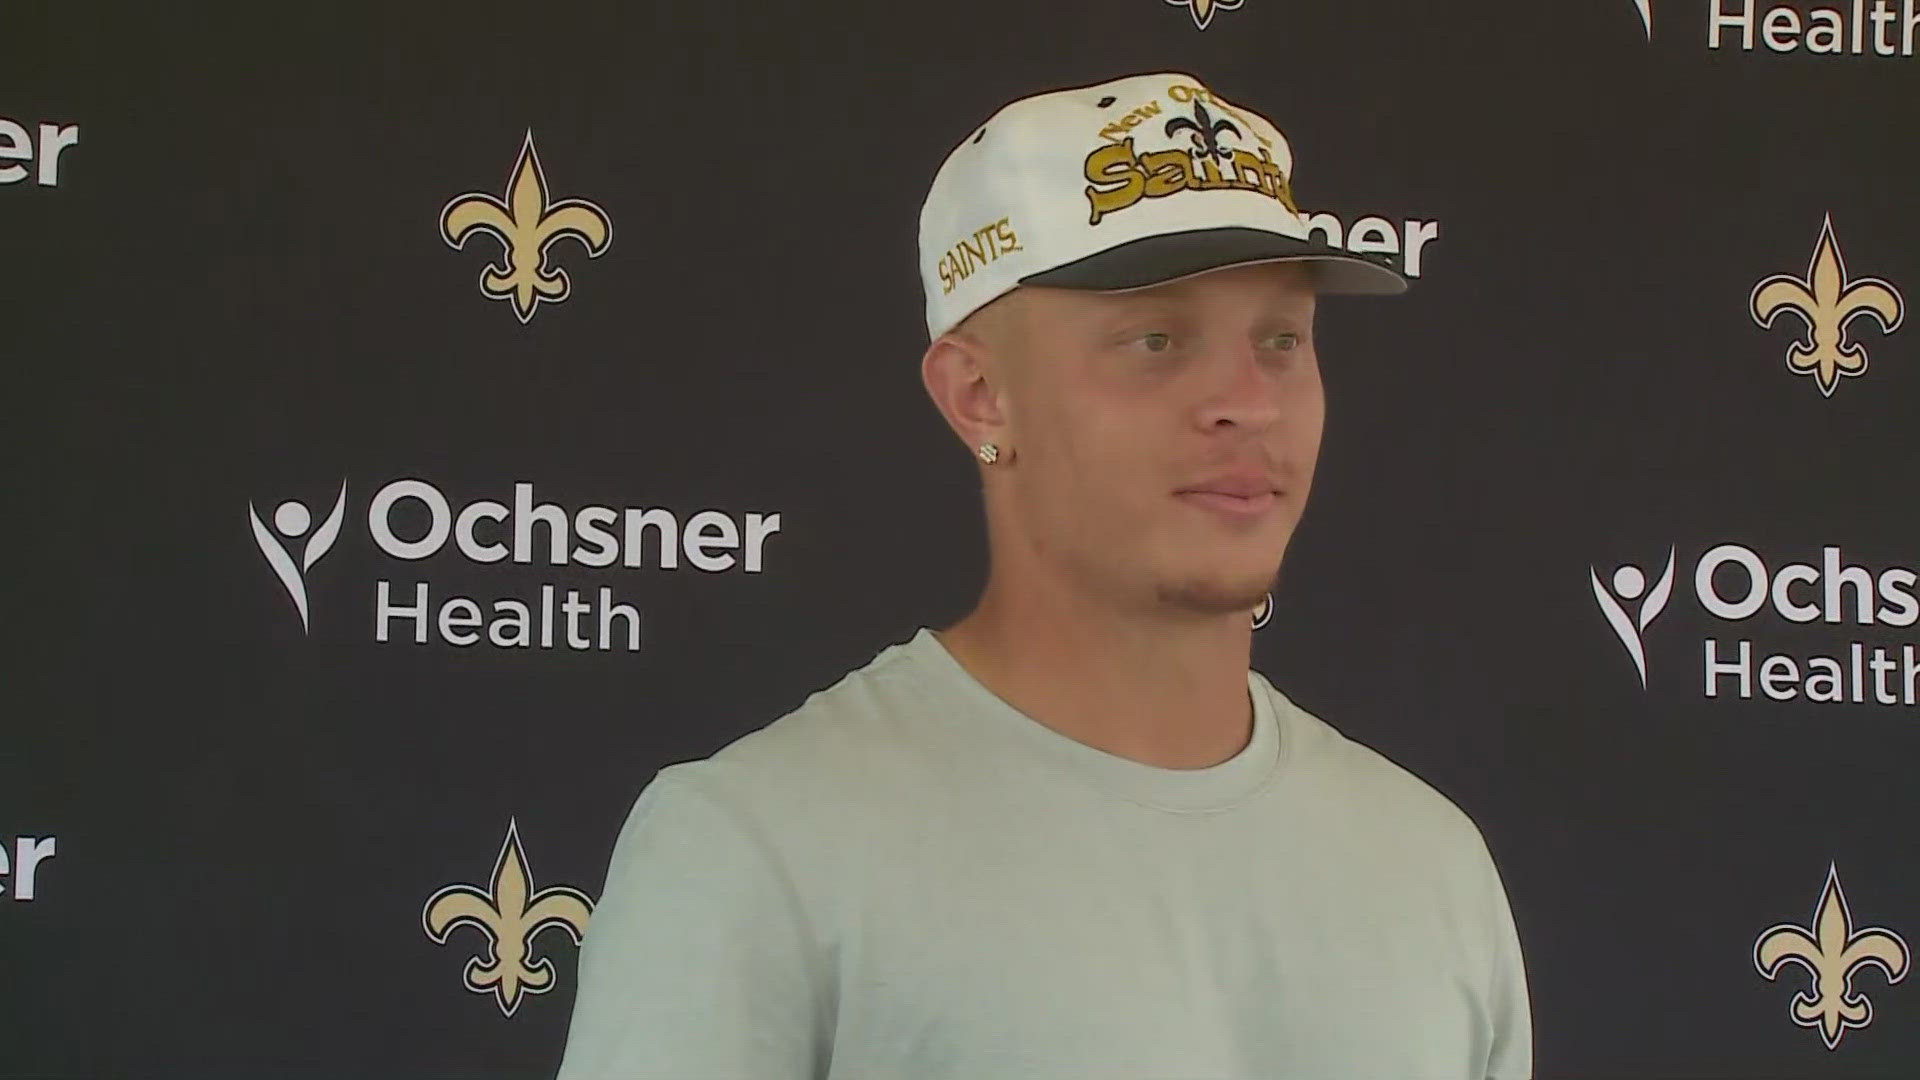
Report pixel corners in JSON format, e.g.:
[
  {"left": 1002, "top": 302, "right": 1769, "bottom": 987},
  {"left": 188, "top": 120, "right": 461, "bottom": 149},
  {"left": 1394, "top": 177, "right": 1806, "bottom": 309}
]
[
  {"left": 916, "top": 72, "right": 1408, "bottom": 341},
  {"left": 1081, "top": 93, "right": 1297, "bottom": 226}
]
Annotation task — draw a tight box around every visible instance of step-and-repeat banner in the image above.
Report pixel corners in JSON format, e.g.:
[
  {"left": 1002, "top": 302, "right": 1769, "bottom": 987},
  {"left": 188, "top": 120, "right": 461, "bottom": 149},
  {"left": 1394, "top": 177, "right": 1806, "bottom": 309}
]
[{"left": 7, "top": 2, "right": 1915, "bottom": 1077}]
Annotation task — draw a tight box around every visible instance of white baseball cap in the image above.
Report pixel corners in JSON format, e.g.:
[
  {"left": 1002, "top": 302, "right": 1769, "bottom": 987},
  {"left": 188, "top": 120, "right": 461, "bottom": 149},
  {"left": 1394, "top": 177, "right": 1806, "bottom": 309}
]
[{"left": 917, "top": 71, "right": 1408, "bottom": 340}]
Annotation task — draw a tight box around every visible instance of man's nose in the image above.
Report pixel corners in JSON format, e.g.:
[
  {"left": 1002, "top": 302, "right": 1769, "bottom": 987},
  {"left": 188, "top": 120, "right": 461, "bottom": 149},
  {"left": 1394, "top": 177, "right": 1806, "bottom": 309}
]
[{"left": 1195, "top": 342, "right": 1285, "bottom": 430}]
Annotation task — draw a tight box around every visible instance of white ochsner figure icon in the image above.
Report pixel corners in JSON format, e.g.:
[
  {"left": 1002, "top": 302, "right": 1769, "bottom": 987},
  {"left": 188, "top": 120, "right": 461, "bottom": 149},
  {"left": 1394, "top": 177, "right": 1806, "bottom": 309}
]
[
  {"left": 250, "top": 481, "right": 347, "bottom": 633},
  {"left": 1591, "top": 547, "right": 1676, "bottom": 689}
]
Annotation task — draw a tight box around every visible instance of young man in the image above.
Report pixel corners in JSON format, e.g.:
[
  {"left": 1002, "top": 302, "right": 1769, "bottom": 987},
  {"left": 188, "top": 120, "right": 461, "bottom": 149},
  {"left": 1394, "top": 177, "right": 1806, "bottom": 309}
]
[{"left": 556, "top": 71, "right": 1533, "bottom": 1080}]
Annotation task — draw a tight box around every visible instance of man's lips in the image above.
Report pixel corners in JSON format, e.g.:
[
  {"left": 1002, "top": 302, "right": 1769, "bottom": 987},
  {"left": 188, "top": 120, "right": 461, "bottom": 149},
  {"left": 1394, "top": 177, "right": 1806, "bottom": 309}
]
[
  {"left": 1178, "top": 473, "right": 1280, "bottom": 499},
  {"left": 1175, "top": 476, "right": 1282, "bottom": 515}
]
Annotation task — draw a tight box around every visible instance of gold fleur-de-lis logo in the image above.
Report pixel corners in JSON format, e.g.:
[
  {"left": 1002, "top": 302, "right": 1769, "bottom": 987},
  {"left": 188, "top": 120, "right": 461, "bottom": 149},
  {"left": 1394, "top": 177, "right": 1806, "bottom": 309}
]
[
  {"left": 1750, "top": 214, "right": 1904, "bottom": 397},
  {"left": 1752, "top": 862, "right": 1910, "bottom": 1049},
  {"left": 1166, "top": 0, "right": 1245, "bottom": 31},
  {"left": 440, "top": 130, "right": 612, "bottom": 323},
  {"left": 422, "top": 819, "right": 595, "bottom": 1017}
]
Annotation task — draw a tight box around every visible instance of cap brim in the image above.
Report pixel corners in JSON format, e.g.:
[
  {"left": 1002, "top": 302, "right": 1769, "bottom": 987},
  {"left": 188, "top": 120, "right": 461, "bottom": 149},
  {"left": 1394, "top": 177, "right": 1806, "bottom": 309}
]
[{"left": 1018, "top": 226, "right": 1409, "bottom": 296}]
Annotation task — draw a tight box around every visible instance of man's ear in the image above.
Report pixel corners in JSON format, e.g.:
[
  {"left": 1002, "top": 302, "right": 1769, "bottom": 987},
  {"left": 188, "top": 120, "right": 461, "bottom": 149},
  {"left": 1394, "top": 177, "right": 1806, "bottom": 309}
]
[{"left": 921, "top": 325, "right": 1012, "bottom": 457}]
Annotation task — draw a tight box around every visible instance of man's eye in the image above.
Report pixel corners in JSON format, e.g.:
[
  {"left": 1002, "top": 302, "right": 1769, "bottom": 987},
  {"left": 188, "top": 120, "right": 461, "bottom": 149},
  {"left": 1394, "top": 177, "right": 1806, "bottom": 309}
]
[
  {"left": 1136, "top": 332, "right": 1172, "bottom": 352},
  {"left": 1262, "top": 332, "right": 1300, "bottom": 350}
]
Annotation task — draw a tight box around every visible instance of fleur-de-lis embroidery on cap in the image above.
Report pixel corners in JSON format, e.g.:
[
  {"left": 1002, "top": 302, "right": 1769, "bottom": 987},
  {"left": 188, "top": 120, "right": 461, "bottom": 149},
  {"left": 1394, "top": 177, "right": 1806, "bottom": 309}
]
[{"left": 1165, "top": 99, "right": 1241, "bottom": 161}]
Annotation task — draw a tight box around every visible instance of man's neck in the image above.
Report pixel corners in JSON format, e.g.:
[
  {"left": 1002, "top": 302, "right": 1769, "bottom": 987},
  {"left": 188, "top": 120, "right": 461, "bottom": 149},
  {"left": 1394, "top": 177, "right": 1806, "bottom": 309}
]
[{"left": 932, "top": 582, "right": 1257, "bottom": 771}]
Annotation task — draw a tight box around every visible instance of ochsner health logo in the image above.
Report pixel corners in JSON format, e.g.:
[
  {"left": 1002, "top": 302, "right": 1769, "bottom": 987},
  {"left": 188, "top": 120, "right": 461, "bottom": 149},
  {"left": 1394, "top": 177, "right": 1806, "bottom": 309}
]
[
  {"left": 1592, "top": 542, "right": 1920, "bottom": 705},
  {"left": 250, "top": 482, "right": 348, "bottom": 633},
  {"left": 251, "top": 476, "right": 783, "bottom": 650},
  {"left": 1635, "top": 0, "right": 1920, "bottom": 55}
]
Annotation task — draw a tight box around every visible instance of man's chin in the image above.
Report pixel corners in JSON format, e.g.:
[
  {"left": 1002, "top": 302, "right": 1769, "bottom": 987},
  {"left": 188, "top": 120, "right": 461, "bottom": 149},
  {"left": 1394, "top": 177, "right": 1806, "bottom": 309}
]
[{"left": 1153, "top": 575, "right": 1279, "bottom": 618}]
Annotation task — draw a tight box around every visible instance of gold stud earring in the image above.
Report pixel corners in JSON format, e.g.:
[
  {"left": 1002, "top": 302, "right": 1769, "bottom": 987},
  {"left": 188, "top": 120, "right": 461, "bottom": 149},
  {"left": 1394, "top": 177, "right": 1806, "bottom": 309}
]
[{"left": 977, "top": 443, "right": 1000, "bottom": 464}]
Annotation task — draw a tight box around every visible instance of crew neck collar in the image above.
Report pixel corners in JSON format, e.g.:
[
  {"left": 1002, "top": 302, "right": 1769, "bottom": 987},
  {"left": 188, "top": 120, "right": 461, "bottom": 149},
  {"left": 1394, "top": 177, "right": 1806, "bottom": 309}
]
[{"left": 903, "top": 626, "right": 1285, "bottom": 813}]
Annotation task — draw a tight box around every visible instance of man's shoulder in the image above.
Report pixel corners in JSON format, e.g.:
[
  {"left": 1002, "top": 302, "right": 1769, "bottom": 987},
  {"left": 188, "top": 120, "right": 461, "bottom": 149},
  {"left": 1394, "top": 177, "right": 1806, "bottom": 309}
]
[
  {"left": 1262, "top": 677, "right": 1494, "bottom": 859},
  {"left": 651, "top": 631, "right": 941, "bottom": 812}
]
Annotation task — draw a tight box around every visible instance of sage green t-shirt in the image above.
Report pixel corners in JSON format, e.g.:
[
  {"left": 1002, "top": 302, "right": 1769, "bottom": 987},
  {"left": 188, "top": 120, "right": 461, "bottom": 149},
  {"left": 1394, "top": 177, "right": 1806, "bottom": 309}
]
[{"left": 557, "top": 627, "right": 1533, "bottom": 1079}]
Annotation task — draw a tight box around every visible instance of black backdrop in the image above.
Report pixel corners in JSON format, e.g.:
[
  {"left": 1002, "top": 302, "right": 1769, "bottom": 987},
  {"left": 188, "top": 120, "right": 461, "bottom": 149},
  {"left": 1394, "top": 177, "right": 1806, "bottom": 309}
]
[{"left": 7, "top": 2, "right": 1917, "bottom": 1077}]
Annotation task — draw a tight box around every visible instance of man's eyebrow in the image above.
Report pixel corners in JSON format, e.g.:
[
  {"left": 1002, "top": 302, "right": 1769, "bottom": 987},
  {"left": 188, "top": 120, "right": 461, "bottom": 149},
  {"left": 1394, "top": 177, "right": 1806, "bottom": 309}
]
[
  {"left": 1092, "top": 301, "right": 1192, "bottom": 331},
  {"left": 1094, "top": 292, "right": 1183, "bottom": 317}
]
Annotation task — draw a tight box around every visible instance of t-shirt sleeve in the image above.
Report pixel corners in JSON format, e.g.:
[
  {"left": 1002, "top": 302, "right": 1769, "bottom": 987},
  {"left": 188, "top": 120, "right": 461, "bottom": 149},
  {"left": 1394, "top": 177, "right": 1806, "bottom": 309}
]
[
  {"left": 554, "top": 771, "right": 829, "bottom": 1080},
  {"left": 1482, "top": 845, "right": 1534, "bottom": 1080}
]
